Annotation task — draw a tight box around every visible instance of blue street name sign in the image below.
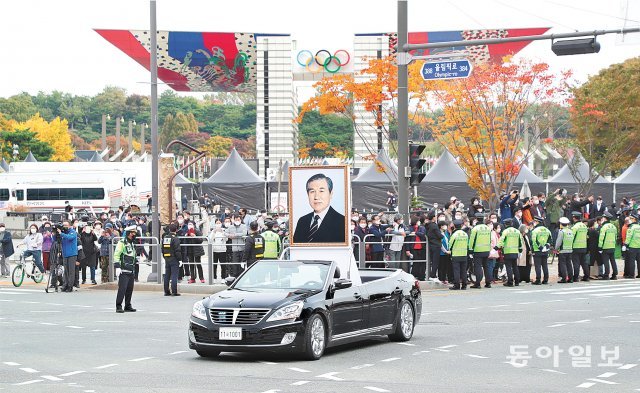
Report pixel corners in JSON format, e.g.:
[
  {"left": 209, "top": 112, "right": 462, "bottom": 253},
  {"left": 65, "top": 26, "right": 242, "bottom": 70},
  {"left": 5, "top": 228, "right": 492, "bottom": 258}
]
[{"left": 420, "top": 59, "right": 473, "bottom": 80}]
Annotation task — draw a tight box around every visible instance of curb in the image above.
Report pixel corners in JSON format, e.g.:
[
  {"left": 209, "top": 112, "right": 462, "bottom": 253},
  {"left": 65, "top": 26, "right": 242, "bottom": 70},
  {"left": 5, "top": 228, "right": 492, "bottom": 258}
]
[{"left": 88, "top": 282, "right": 229, "bottom": 295}]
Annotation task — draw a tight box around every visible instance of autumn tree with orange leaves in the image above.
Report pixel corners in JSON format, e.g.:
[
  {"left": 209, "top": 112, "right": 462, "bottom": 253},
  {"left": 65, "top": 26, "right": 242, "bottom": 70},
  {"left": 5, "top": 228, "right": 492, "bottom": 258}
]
[{"left": 411, "top": 57, "right": 571, "bottom": 208}]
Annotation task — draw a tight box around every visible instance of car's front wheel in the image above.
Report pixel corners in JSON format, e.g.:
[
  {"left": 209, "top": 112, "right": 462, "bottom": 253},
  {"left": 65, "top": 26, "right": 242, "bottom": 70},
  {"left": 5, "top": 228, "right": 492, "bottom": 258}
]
[
  {"left": 302, "top": 314, "right": 326, "bottom": 360},
  {"left": 196, "top": 349, "right": 220, "bottom": 358},
  {"left": 389, "top": 299, "right": 414, "bottom": 341}
]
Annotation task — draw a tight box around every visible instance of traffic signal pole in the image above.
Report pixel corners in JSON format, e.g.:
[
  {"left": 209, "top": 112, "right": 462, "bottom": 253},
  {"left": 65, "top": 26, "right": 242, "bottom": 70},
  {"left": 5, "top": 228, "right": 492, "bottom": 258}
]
[{"left": 397, "top": 0, "right": 409, "bottom": 220}]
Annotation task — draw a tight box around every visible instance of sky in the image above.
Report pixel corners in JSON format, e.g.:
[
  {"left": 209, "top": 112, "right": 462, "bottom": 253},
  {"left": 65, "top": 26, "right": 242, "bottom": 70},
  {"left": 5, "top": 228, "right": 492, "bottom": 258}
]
[{"left": 0, "top": 0, "right": 638, "bottom": 100}]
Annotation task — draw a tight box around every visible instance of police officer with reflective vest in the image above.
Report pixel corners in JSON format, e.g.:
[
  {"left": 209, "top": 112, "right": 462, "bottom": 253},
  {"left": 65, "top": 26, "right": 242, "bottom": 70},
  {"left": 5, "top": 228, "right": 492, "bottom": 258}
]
[
  {"left": 114, "top": 225, "right": 138, "bottom": 313},
  {"left": 468, "top": 213, "right": 492, "bottom": 288},
  {"left": 261, "top": 220, "right": 282, "bottom": 260},
  {"left": 530, "top": 216, "right": 552, "bottom": 285},
  {"left": 571, "top": 211, "right": 589, "bottom": 282},
  {"left": 162, "top": 222, "right": 182, "bottom": 296},
  {"left": 498, "top": 218, "right": 523, "bottom": 287},
  {"left": 555, "top": 217, "right": 574, "bottom": 283},
  {"left": 448, "top": 220, "right": 469, "bottom": 290},
  {"left": 624, "top": 213, "right": 640, "bottom": 278},
  {"left": 243, "top": 221, "right": 265, "bottom": 267},
  {"left": 598, "top": 211, "right": 618, "bottom": 280}
]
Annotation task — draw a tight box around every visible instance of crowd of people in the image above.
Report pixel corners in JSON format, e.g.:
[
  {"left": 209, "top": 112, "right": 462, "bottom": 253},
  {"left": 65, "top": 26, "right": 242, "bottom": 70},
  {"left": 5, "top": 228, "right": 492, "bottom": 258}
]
[{"left": 351, "top": 190, "right": 640, "bottom": 290}]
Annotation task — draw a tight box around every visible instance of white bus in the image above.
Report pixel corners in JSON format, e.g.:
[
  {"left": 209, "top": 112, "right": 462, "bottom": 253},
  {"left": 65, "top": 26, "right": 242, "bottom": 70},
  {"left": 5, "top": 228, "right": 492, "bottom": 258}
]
[{"left": 6, "top": 182, "right": 110, "bottom": 212}]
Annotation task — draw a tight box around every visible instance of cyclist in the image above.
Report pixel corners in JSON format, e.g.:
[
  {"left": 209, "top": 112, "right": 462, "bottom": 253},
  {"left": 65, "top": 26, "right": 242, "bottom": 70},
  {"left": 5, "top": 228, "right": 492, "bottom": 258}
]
[{"left": 23, "top": 223, "right": 45, "bottom": 273}]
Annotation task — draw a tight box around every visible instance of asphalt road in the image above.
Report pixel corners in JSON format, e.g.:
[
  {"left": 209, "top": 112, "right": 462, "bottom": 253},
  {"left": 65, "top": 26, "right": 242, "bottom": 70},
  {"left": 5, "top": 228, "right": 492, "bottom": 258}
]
[{"left": 1, "top": 279, "right": 640, "bottom": 393}]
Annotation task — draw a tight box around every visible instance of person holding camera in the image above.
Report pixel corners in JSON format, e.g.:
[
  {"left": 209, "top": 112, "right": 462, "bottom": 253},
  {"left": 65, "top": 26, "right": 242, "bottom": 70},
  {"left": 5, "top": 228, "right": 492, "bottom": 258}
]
[
  {"left": 113, "top": 225, "right": 139, "bottom": 313},
  {"left": 58, "top": 221, "right": 79, "bottom": 292},
  {"left": 499, "top": 190, "right": 519, "bottom": 224}
]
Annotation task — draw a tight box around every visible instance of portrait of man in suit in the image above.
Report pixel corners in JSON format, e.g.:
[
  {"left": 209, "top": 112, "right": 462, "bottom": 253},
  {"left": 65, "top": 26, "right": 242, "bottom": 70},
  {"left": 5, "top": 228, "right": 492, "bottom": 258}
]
[{"left": 292, "top": 172, "right": 346, "bottom": 244}]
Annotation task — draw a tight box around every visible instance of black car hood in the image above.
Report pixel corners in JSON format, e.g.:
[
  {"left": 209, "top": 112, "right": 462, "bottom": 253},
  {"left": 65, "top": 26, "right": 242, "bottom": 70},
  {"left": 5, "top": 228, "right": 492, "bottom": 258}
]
[{"left": 204, "top": 289, "right": 314, "bottom": 309}]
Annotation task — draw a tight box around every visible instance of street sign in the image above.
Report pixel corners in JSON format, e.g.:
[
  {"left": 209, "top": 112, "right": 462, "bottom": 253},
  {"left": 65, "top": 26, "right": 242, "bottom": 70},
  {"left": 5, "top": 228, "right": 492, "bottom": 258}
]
[{"left": 420, "top": 59, "right": 472, "bottom": 80}]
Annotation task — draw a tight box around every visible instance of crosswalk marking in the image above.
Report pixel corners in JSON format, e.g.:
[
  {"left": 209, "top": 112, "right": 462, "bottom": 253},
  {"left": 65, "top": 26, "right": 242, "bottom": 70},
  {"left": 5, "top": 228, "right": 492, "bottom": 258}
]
[
  {"left": 549, "top": 284, "right": 640, "bottom": 296},
  {"left": 516, "top": 283, "right": 639, "bottom": 294}
]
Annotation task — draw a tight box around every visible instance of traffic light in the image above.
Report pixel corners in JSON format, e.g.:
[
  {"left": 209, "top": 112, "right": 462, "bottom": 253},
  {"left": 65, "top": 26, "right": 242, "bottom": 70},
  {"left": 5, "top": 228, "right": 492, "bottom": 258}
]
[
  {"left": 409, "top": 143, "right": 426, "bottom": 186},
  {"left": 552, "top": 38, "right": 600, "bottom": 56}
]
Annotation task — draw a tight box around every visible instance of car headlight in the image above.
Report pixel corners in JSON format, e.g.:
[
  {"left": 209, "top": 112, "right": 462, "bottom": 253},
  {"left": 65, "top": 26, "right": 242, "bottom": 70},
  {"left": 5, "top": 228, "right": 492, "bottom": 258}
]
[
  {"left": 191, "top": 300, "right": 207, "bottom": 321},
  {"left": 267, "top": 301, "right": 304, "bottom": 322}
]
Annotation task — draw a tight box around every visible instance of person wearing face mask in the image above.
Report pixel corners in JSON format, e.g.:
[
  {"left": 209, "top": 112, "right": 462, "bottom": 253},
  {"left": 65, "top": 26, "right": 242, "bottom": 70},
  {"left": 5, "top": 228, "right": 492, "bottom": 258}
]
[
  {"left": 467, "top": 197, "right": 483, "bottom": 219},
  {"left": 184, "top": 221, "right": 205, "bottom": 284},
  {"left": 367, "top": 216, "right": 387, "bottom": 268},
  {"left": 530, "top": 195, "right": 545, "bottom": 220},
  {"left": 225, "top": 214, "right": 247, "bottom": 278},
  {"left": 113, "top": 225, "right": 139, "bottom": 312},
  {"left": 208, "top": 219, "right": 228, "bottom": 283},
  {"left": 517, "top": 224, "right": 533, "bottom": 284},
  {"left": 58, "top": 221, "right": 78, "bottom": 292},
  {"left": 353, "top": 216, "right": 369, "bottom": 262},
  {"left": 512, "top": 207, "right": 523, "bottom": 229},
  {"left": 469, "top": 213, "right": 492, "bottom": 288},
  {"left": 498, "top": 218, "right": 523, "bottom": 287},
  {"left": 530, "top": 216, "right": 552, "bottom": 285},
  {"left": 22, "top": 224, "right": 45, "bottom": 274},
  {"left": 79, "top": 224, "right": 98, "bottom": 285},
  {"left": 41, "top": 222, "right": 53, "bottom": 272},
  {"left": 261, "top": 220, "right": 282, "bottom": 260},
  {"left": 162, "top": 222, "right": 182, "bottom": 296},
  {"left": 175, "top": 214, "right": 190, "bottom": 282},
  {"left": 388, "top": 215, "right": 408, "bottom": 272},
  {"left": 99, "top": 224, "right": 115, "bottom": 283}
]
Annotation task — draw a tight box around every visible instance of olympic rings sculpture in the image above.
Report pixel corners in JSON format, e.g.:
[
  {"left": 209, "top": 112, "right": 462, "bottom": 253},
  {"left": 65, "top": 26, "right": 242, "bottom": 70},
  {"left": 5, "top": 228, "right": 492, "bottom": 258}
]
[{"left": 296, "top": 49, "right": 351, "bottom": 74}]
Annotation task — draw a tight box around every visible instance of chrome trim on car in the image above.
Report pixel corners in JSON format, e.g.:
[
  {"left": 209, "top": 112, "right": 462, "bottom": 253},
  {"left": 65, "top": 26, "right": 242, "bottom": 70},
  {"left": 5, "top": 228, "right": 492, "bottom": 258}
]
[
  {"left": 331, "top": 324, "right": 393, "bottom": 341},
  {"left": 193, "top": 341, "right": 292, "bottom": 348},
  {"left": 208, "top": 307, "right": 271, "bottom": 325}
]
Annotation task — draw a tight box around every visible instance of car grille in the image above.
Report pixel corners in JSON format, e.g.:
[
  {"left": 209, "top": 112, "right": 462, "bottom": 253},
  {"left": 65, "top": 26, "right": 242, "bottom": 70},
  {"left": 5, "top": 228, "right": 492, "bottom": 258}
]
[{"left": 209, "top": 308, "right": 270, "bottom": 325}]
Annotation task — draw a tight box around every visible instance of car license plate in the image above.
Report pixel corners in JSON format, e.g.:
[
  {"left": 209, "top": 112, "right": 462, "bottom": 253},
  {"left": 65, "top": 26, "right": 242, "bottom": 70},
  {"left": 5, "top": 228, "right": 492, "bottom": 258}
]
[{"left": 219, "top": 327, "right": 242, "bottom": 341}]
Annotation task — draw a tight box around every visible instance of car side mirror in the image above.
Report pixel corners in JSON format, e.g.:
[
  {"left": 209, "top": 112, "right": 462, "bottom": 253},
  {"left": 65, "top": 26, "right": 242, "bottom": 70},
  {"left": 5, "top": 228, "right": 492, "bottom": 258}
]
[
  {"left": 334, "top": 278, "right": 352, "bottom": 290},
  {"left": 225, "top": 277, "right": 235, "bottom": 287}
]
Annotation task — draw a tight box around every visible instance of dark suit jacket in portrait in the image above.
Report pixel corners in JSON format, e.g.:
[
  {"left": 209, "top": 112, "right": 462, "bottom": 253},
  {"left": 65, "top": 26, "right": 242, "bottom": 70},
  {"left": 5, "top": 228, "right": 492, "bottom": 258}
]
[{"left": 293, "top": 206, "right": 346, "bottom": 244}]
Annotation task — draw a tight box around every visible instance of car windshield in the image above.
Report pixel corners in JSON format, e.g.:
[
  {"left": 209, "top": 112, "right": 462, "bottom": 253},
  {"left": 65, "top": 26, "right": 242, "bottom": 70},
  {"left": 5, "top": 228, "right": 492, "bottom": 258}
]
[{"left": 233, "top": 261, "right": 331, "bottom": 291}]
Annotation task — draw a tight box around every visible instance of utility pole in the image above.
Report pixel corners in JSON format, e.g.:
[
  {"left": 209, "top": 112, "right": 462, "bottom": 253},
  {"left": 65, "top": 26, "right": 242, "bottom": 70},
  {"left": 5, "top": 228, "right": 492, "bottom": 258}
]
[
  {"left": 396, "top": 0, "right": 409, "bottom": 219},
  {"left": 149, "top": 0, "right": 160, "bottom": 283}
]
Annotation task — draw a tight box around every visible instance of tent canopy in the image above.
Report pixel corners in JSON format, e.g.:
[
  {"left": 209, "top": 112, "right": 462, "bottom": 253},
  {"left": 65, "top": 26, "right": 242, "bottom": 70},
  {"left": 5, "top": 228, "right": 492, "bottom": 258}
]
[
  {"left": 0, "top": 158, "right": 10, "bottom": 172},
  {"left": 549, "top": 156, "right": 608, "bottom": 184},
  {"left": 514, "top": 164, "right": 544, "bottom": 184},
  {"left": 202, "top": 148, "right": 263, "bottom": 184},
  {"left": 23, "top": 152, "right": 37, "bottom": 162},
  {"left": 615, "top": 155, "right": 640, "bottom": 184},
  {"left": 353, "top": 149, "right": 398, "bottom": 183},
  {"left": 423, "top": 150, "right": 467, "bottom": 183}
]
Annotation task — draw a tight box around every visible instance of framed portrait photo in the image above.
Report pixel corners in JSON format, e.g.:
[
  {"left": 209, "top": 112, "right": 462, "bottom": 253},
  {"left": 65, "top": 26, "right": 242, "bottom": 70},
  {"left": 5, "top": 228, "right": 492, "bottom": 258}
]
[{"left": 289, "top": 165, "right": 349, "bottom": 247}]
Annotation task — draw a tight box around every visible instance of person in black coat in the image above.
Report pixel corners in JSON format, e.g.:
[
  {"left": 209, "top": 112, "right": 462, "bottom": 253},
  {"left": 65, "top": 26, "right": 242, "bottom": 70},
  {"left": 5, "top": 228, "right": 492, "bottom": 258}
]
[
  {"left": 79, "top": 226, "right": 98, "bottom": 285},
  {"left": 587, "top": 219, "right": 602, "bottom": 279},
  {"left": 184, "top": 222, "right": 205, "bottom": 283},
  {"left": 0, "top": 223, "right": 15, "bottom": 277},
  {"left": 292, "top": 173, "right": 345, "bottom": 244},
  {"left": 425, "top": 212, "right": 444, "bottom": 282}
]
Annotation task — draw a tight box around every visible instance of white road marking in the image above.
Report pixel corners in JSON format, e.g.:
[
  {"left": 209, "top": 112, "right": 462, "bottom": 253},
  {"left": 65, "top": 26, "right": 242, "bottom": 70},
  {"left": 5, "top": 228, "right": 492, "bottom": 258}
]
[
  {"left": 288, "top": 367, "right": 311, "bottom": 373},
  {"left": 0, "top": 288, "right": 42, "bottom": 292},
  {"left": 437, "top": 310, "right": 456, "bottom": 313},
  {"left": 71, "top": 305, "right": 93, "bottom": 308},
  {"left": 153, "top": 311, "right": 172, "bottom": 314},
  {"left": 168, "top": 351, "right": 187, "bottom": 355},
  {"left": 0, "top": 299, "right": 15, "bottom": 301},
  {"left": 350, "top": 364, "right": 374, "bottom": 369},
  {"left": 30, "top": 310, "right": 61, "bottom": 313},
  {"left": 543, "top": 299, "right": 564, "bottom": 303},
  {"left": 291, "top": 381, "right": 310, "bottom": 386},
  {"left": 438, "top": 345, "right": 457, "bottom": 349},
  {"left": 619, "top": 364, "right": 637, "bottom": 370},
  {"left": 380, "top": 357, "right": 401, "bottom": 362},
  {"left": 593, "top": 290, "right": 640, "bottom": 297},
  {"left": 149, "top": 321, "right": 179, "bottom": 323},
  {"left": 587, "top": 378, "right": 619, "bottom": 385},
  {"left": 46, "top": 303, "right": 64, "bottom": 306},
  {"left": 14, "top": 320, "right": 33, "bottom": 323},
  {"left": 541, "top": 369, "right": 566, "bottom": 374},
  {"left": 483, "top": 321, "right": 520, "bottom": 324},
  {"left": 571, "top": 297, "right": 589, "bottom": 300},
  {"left": 466, "top": 307, "right": 481, "bottom": 310},
  {"left": 629, "top": 321, "right": 640, "bottom": 323},
  {"left": 0, "top": 292, "right": 26, "bottom": 296},
  {"left": 3, "top": 362, "right": 20, "bottom": 366},
  {"left": 259, "top": 361, "right": 278, "bottom": 365},
  {"left": 128, "top": 357, "right": 155, "bottom": 362},
  {"left": 91, "top": 330, "right": 104, "bottom": 332},
  {"left": 259, "top": 390, "right": 281, "bottom": 393},
  {"left": 41, "top": 375, "right": 63, "bottom": 381},
  {"left": 58, "top": 371, "right": 86, "bottom": 377},
  {"left": 465, "top": 354, "right": 489, "bottom": 359},
  {"left": 550, "top": 284, "right": 640, "bottom": 295},
  {"left": 39, "top": 322, "right": 57, "bottom": 326},
  {"left": 576, "top": 382, "right": 596, "bottom": 388},
  {"left": 466, "top": 339, "right": 486, "bottom": 343},
  {"left": 364, "top": 387, "right": 390, "bottom": 392},
  {"left": 432, "top": 348, "right": 451, "bottom": 352},
  {"left": 13, "top": 380, "right": 43, "bottom": 386},
  {"left": 396, "top": 342, "right": 415, "bottom": 346},
  {"left": 21, "top": 301, "right": 40, "bottom": 304},
  {"left": 489, "top": 304, "right": 509, "bottom": 308},
  {"left": 600, "top": 316, "right": 621, "bottom": 319},
  {"left": 84, "top": 390, "right": 96, "bottom": 393},
  {"left": 93, "top": 364, "right": 118, "bottom": 369},
  {"left": 316, "top": 372, "right": 344, "bottom": 381},
  {"left": 65, "top": 325, "right": 84, "bottom": 329},
  {"left": 95, "top": 320, "right": 124, "bottom": 323},
  {"left": 19, "top": 368, "right": 38, "bottom": 373},
  {"left": 597, "top": 372, "right": 617, "bottom": 378},
  {"left": 547, "top": 324, "right": 566, "bottom": 328}
]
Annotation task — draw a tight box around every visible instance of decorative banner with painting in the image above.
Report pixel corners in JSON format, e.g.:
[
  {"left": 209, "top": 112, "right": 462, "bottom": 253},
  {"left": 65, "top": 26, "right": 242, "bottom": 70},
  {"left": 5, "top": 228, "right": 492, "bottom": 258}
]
[{"left": 289, "top": 166, "right": 349, "bottom": 248}]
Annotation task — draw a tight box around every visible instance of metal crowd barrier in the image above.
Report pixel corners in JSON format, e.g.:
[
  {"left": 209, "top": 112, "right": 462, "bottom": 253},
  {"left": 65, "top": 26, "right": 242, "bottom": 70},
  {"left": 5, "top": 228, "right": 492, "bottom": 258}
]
[
  {"left": 109, "top": 236, "right": 161, "bottom": 283},
  {"left": 359, "top": 233, "right": 430, "bottom": 275}
]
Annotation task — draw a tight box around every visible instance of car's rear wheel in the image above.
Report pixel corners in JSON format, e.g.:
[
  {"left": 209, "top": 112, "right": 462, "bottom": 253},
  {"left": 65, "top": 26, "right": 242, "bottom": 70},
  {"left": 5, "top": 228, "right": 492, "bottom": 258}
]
[
  {"left": 196, "top": 349, "right": 220, "bottom": 358},
  {"left": 302, "top": 314, "right": 326, "bottom": 360},
  {"left": 389, "top": 300, "right": 414, "bottom": 341}
]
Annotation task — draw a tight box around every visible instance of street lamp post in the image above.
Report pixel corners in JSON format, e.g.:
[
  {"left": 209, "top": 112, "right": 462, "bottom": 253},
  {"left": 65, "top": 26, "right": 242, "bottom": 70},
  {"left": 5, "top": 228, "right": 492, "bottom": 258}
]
[{"left": 149, "top": 0, "right": 160, "bottom": 283}]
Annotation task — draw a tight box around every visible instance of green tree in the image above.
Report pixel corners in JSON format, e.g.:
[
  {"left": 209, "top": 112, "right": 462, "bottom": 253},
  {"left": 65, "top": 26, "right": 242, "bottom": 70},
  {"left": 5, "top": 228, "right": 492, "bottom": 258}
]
[
  {"left": 0, "top": 93, "right": 38, "bottom": 122},
  {"left": 298, "top": 110, "right": 353, "bottom": 156},
  {"left": 0, "top": 129, "right": 54, "bottom": 161}
]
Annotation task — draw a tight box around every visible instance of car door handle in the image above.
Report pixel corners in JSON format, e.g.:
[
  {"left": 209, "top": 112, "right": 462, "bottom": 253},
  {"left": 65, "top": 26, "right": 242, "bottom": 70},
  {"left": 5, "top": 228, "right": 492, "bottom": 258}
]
[{"left": 354, "top": 293, "right": 362, "bottom": 300}]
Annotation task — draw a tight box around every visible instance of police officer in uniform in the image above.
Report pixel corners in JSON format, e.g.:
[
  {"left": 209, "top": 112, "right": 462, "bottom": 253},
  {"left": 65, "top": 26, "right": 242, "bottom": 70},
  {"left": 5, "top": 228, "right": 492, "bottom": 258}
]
[
  {"left": 530, "top": 216, "right": 552, "bottom": 285},
  {"left": 624, "top": 213, "right": 640, "bottom": 278},
  {"left": 468, "top": 213, "right": 492, "bottom": 288},
  {"left": 498, "top": 218, "right": 522, "bottom": 286},
  {"left": 448, "top": 220, "right": 469, "bottom": 290},
  {"left": 243, "top": 221, "right": 265, "bottom": 267},
  {"left": 555, "top": 217, "right": 574, "bottom": 283},
  {"left": 163, "top": 222, "right": 182, "bottom": 296},
  {"left": 598, "top": 211, "right": 618, "bottom": 280},
  {"left": 571, "top": 211, "right": 589, "bottom": 282},
  {"left": 114, "top": 225, "right": 138, "bottom": 313},
  {"left": 261, "top": 220, "right": 282, "bottom": 260}
]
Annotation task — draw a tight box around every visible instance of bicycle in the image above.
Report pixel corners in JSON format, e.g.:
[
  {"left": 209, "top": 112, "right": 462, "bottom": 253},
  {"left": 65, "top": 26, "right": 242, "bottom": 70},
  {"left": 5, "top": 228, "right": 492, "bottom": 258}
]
[{"left": 12, "top": 245, "right": 44, "bottom": 287}]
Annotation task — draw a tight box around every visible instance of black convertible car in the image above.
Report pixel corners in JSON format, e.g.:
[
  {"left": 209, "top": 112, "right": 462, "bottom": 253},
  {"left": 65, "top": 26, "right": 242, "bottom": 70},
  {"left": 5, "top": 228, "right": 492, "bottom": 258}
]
[{"left": 188, "top": 260, "right": 421, "bottom": 360}]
